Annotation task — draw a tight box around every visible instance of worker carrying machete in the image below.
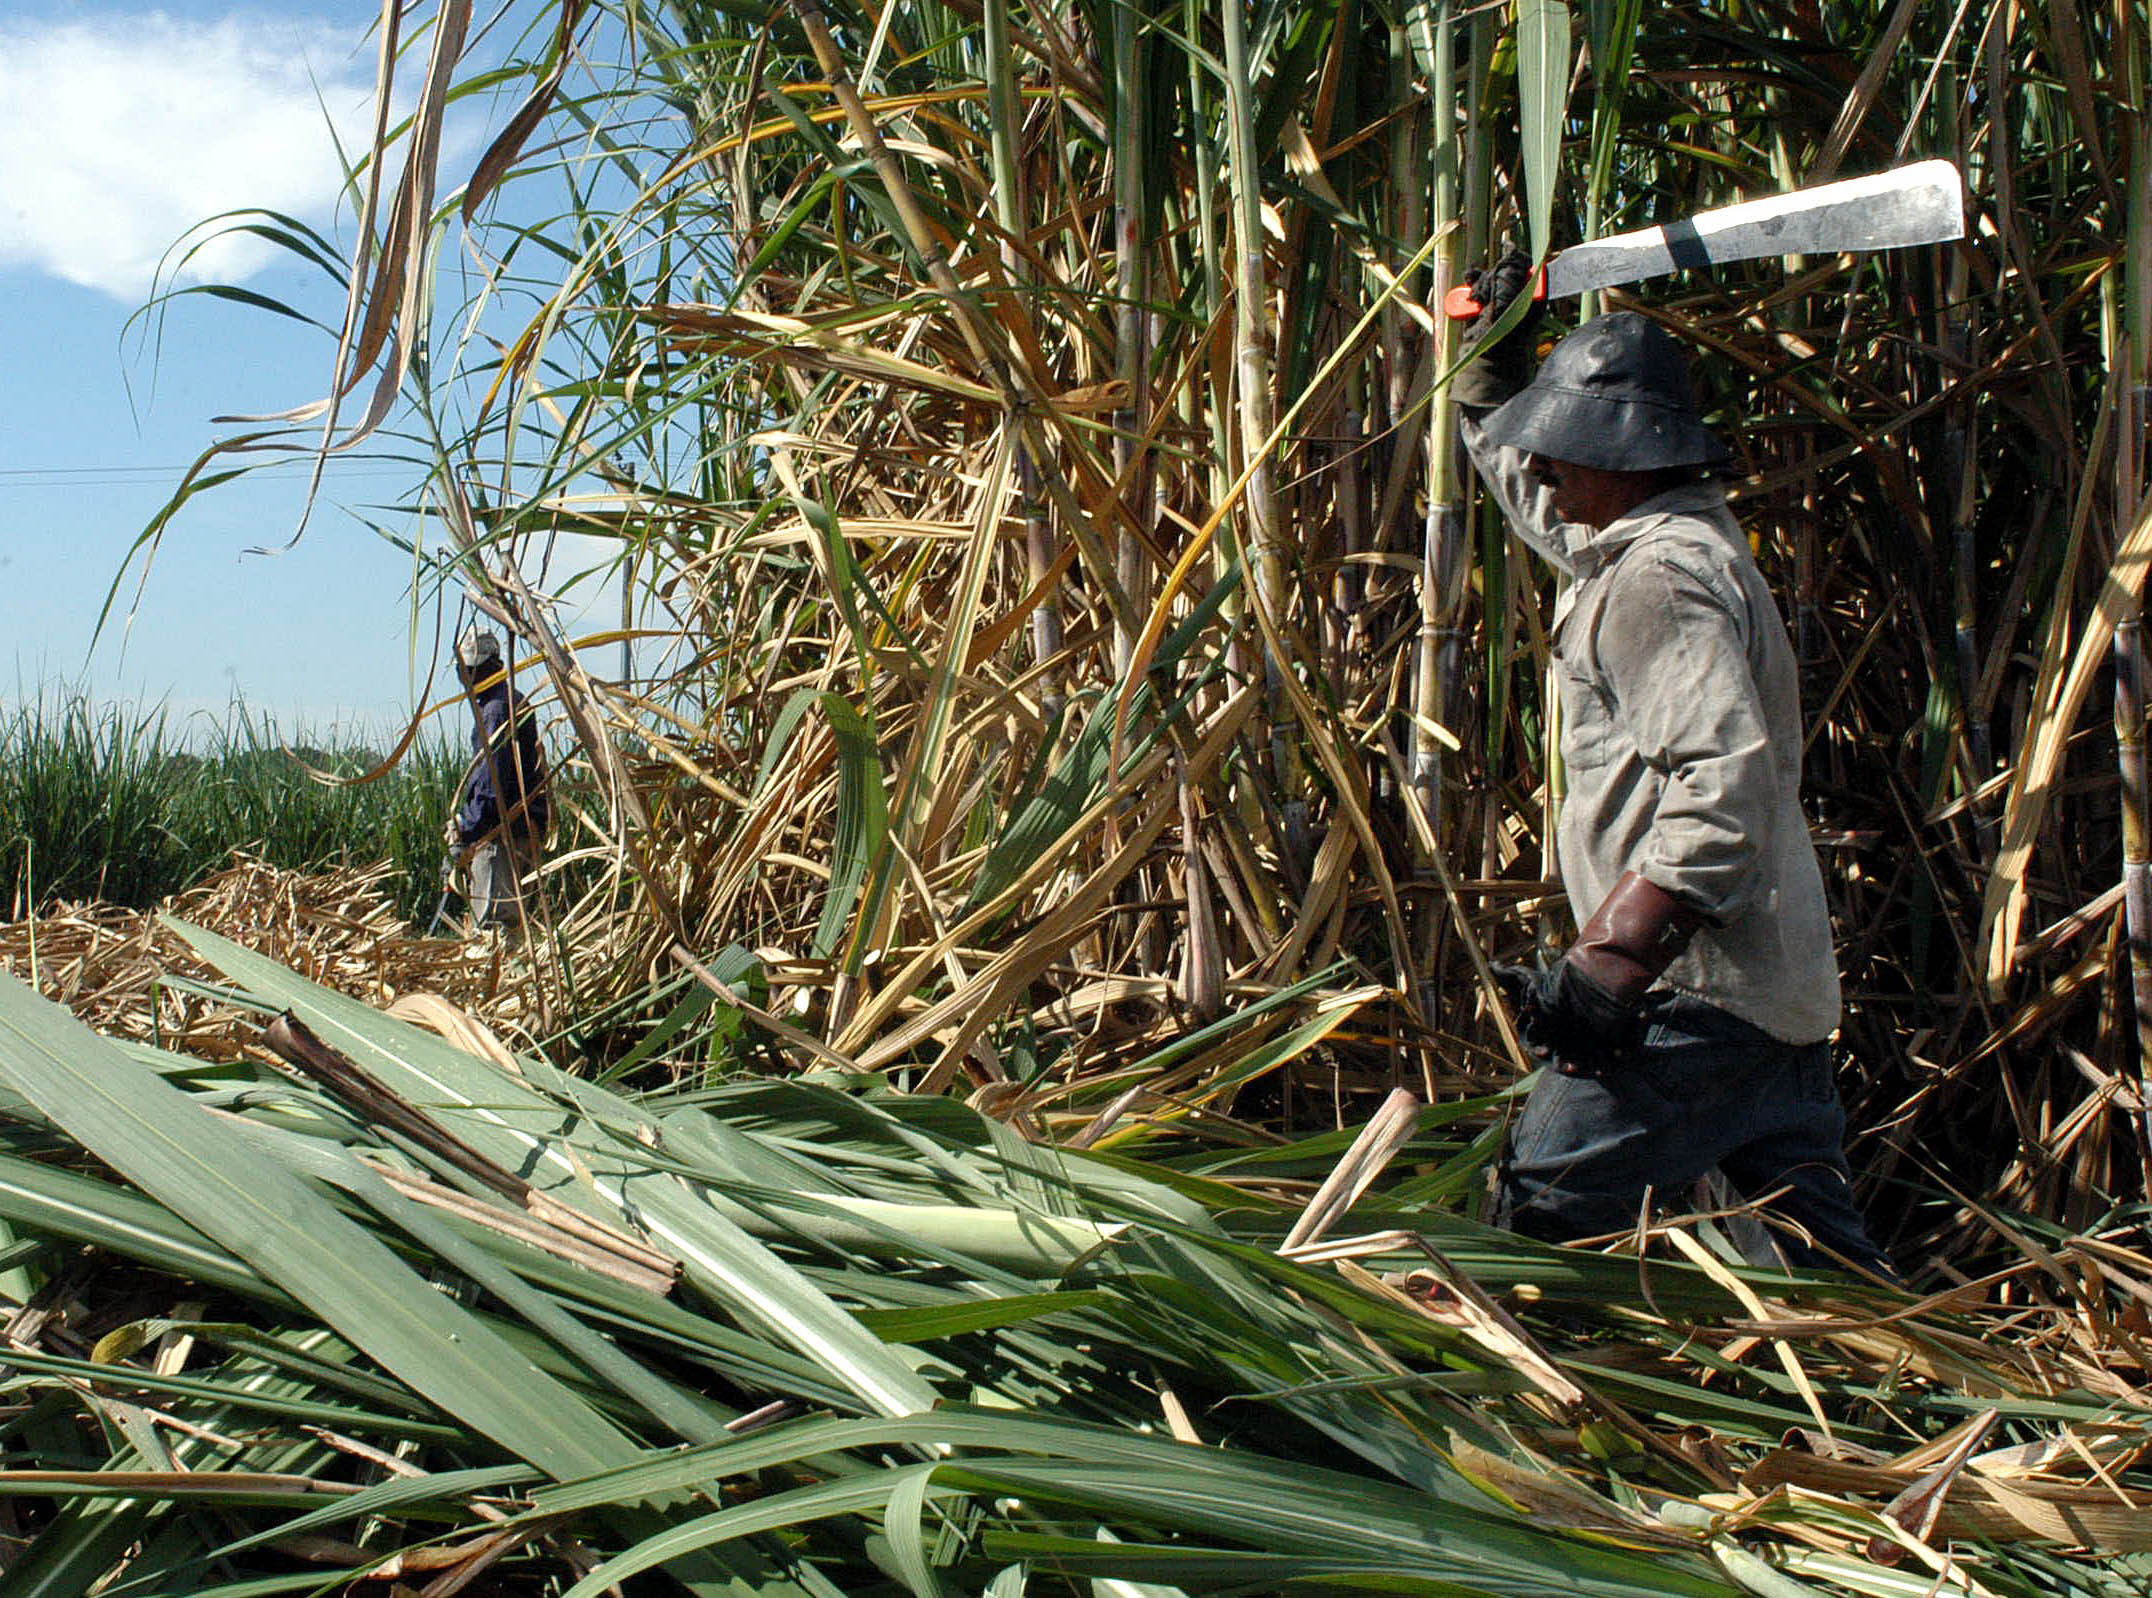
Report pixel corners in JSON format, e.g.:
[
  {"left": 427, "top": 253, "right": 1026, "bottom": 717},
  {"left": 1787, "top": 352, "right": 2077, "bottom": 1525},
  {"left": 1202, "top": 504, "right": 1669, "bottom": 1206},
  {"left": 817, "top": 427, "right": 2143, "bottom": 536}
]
[
  {"left": 1452, "top": 256, "right": 1891, "bottom": 1278},
  {"left": 445, "top": 627, "right": 551, "bottom": 934}
]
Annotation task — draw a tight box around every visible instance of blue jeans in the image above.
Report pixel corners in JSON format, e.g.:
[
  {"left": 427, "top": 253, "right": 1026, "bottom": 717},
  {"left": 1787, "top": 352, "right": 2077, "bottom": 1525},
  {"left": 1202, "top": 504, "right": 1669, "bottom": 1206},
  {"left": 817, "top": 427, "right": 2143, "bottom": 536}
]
[{"left": 1492, "top": 993, "right": 1890, "bottom": 1277}]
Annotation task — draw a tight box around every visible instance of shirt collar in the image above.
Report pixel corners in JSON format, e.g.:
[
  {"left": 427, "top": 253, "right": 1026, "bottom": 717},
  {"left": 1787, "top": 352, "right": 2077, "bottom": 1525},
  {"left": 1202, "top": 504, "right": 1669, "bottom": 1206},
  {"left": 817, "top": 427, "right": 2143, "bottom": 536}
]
[{"left": 1567, "top": 480, "right": 1731, "bottom": 577}]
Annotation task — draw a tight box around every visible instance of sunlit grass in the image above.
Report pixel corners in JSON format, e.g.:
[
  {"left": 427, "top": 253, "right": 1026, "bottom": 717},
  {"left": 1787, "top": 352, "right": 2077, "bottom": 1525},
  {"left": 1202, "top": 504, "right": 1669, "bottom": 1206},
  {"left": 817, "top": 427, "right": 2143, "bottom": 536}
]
[{"left": 0, "top": 691, "right": 463, "bottom": 920}]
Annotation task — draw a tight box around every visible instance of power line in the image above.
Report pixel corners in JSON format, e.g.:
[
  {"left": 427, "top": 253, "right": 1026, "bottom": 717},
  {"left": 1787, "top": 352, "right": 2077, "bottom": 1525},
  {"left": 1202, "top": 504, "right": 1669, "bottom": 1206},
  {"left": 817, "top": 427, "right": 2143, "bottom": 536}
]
[
  {"left": 0, "top": 468, "right": 423, "bottom": 493},
  {"left": 0, "top": 463, "right": 418, "bottom": 479}
]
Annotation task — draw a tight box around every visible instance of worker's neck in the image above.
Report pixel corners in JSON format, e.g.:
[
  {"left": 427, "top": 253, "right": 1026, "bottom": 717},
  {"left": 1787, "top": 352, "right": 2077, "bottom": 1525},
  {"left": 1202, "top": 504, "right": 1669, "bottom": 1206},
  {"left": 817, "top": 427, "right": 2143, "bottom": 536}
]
[{"left": 1571, "top": 467, "right": 1697, "bottom": 530}]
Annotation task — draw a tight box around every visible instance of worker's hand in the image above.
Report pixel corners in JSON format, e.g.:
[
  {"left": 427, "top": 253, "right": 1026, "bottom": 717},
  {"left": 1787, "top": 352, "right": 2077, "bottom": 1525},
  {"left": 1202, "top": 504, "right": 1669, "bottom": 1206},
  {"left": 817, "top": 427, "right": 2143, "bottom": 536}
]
[
  {"left": 1492, "top": 959, "right": 1640, "bottom": 1077},
  {"left": 1451, "top": 248, "right": 1545, "bottom": 410},
  {"left": 1488, "top": 961, "right": 1537, "bottom": 1013},
  {"left": 1465, "top": 251, "right": 1543, "bottom": 327},
  {"left": 442, "top": 818, "right": 463, "bottom": 855}
]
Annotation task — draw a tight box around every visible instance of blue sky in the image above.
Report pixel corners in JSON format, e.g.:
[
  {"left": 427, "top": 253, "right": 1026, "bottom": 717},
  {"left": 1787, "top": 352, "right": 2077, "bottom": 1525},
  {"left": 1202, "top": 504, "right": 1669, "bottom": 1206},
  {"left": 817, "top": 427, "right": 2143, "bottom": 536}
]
[{"left": 0, "top": 2, "right": 486, "bottom": 737}]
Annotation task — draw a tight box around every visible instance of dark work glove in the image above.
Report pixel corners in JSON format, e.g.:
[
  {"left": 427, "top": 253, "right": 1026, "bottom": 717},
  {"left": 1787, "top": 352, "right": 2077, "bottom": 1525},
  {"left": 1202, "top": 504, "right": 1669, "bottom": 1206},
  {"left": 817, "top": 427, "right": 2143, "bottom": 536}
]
[
  {"left": 1492, "top": 960, "right": 1638, "bottom": 1077},
  {"left": 1492, "top": 873, "right": 1709, "bottom": 1079},
  {"left": 1450, "top": 248, "right": 1546, "bottom": 411}
]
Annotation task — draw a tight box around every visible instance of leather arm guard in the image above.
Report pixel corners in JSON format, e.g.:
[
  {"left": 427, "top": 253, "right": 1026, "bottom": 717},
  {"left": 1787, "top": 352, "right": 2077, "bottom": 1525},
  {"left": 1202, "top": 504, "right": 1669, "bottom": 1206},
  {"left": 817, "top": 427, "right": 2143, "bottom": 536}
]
[
  {"left": 1511, "top": 873, "right": 1708, "bottom": 1073},
  {"left": 1566, "top": 871, "right": 1709, "bottom": 1008}
]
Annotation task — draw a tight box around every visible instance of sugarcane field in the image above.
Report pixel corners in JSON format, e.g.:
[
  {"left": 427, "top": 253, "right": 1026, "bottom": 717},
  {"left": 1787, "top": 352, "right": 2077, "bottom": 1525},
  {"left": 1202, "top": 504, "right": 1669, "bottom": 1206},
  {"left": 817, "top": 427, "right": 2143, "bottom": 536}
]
[{"left": 2, "top": 0, "right": 2151, "bottom": 1593}]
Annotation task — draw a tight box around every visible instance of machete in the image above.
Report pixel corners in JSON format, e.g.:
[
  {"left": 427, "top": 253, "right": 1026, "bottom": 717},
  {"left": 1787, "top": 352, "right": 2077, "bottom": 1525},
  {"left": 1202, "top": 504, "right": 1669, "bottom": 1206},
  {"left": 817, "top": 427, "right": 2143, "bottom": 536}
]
[
  {"left": 1443, "top": 158, "right": 1964, "bottom": 319},
  {"left": 426, "top": 851, "right": 459, "bottom": 938}
]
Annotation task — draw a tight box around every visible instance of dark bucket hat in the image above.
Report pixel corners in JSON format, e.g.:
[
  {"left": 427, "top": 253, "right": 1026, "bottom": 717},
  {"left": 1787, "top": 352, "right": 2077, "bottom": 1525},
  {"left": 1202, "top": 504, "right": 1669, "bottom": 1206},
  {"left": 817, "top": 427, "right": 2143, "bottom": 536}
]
[{"left": 1480, "top": 311, "right": 1730, "bottom": 472}]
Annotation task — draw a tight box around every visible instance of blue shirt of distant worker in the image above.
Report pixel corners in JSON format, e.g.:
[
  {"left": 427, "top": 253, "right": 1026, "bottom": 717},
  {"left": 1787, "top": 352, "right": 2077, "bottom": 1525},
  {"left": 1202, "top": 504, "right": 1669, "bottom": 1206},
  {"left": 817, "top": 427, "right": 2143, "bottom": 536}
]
[{"left": 449, "top": 628, "right": 549, "bottom": 931}]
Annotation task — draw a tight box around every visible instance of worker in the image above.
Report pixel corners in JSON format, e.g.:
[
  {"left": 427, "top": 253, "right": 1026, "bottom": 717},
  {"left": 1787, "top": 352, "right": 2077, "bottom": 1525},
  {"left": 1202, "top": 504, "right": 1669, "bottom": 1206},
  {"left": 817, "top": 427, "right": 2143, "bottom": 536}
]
[
  {"left": 447, "top": 627, "right": 550, "bottom": 933},
  {"left": 1452, "top": 257, "right": 1890, "bottom": 1277}
]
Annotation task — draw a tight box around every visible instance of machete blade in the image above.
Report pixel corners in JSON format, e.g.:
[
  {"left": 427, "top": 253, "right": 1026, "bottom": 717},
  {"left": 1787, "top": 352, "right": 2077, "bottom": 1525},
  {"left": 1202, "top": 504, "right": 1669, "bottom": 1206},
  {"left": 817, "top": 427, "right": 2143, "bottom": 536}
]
[{"left": 1546, "top": 159, "right": 1964, "bottom": 301}]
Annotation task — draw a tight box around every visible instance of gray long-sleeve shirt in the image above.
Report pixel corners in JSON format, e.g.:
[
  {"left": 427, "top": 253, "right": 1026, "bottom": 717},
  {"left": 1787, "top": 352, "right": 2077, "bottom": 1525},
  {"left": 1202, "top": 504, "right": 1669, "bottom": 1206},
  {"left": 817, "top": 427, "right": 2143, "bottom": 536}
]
[{"left": 1465, "top": 416, "right": 1840, "bottom": 1043}]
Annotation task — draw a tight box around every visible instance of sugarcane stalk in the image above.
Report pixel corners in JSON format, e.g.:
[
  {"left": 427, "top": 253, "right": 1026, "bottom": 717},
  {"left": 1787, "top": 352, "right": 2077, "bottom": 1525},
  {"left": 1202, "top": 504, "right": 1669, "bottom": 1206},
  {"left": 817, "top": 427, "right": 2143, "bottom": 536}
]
[
  {"left": 620, "top": 543, "right": 635, "bottom": 688},
  {"left": 1942, "top": 100, "right": 1993, "bottom": 863},
  {"left": 1188, "top": 0, "right": 1229, "bottom": 578},
  {"left": 1406, "top": 0, "right": 1462, "bottom": 857},
  {"left": 2115, "top": 609, "right": 2152, "bottom": 1185},
  {"left": 793, "top": 0, "right": 1143, "bottom": 653},
  {"left": 1381, "top": 15, "right": 1423, "bottom": 495},
  {"left": 2114, "top": 2, "right": 2152, "bottom": 1187},
  {"left": 1179, "top": 762, "right": 1223, "bottom": 1019},
  {"left": 1219, "top": 0, "right": 1308, "bottom": 867},
  {"left": 1334, "top": 383, "right": 1368, "bottom": 666},
  {"left": 1111, "top": 0, "right": 1176, "bottom": 974},
  {"left": 1464, "top": 5, "right": 1503, "bottom": 887},
  {"left": 1180, "top": 0, "right": 1254, "bottom": 839},
  {"left": 983, "top": 0, "right": 1063, "bottom": 712},
  {"left": 1111, "top": 0, "right": 1151, "bottom": 680}
]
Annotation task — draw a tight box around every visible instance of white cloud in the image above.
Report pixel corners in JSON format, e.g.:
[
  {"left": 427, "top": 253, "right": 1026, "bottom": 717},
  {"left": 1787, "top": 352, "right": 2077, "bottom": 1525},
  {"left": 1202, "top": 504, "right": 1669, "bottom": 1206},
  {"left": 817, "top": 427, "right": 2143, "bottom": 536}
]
[{"left": 0, "top": 12, "right": 374, "bottom": 300}]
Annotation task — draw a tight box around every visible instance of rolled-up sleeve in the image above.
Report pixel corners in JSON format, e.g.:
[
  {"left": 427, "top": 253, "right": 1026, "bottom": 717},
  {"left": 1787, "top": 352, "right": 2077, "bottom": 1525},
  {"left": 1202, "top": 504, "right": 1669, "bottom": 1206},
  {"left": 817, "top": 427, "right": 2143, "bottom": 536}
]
[{"left": 1596, "top": 549, "right": 1774, "bottom": 920}]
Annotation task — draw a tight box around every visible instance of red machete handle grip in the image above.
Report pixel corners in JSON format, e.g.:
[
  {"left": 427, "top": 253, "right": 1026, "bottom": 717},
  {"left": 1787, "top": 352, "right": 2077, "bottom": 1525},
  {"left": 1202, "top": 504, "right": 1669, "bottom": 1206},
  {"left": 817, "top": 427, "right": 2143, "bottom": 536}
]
[{"left": 1443, "top": 265, "right": 1549, "bottom": 322}]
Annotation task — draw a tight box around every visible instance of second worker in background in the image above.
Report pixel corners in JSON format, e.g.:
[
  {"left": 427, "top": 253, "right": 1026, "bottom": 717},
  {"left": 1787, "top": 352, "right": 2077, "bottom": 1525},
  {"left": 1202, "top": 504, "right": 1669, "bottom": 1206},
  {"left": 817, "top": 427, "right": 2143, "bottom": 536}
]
[{"left": 448, "top": 627, "right": 551, "bottom": 934}]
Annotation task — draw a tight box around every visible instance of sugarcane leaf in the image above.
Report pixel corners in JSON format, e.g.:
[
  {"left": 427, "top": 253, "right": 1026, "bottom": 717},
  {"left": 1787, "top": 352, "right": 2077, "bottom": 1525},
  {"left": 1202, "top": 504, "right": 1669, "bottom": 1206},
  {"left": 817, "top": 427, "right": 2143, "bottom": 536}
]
[
  {"left": 205, "top": 1462, "right": 535, "bottom": 1560},
  {"left": 981, "top": 1535, "right": 1487, "bottom": 1591},
  {"left": 0, "top": 969, "right": 641, "bottom": 1481},
  {"left": 530, "top": 1411, "right": 1736, "bottom": 1597},
  {"left": 242, "top": 1115, "right": 739, "bottom": 1447},
  {"left": 0, "top": 1345, "right": 458, "bottom": 1442},
  {"left": 562, "top": 1475, "right": 955, "bottom": 1597},
  {"left": 732, "top": 169, "right": 843, "bottom": 291},
  {"left": 1515, "top": 0, "right": 1573, "bottom": 263},
  {"left": 597, "top": 973, "right": 723, "bottom": 1082},
  {"left": 0, "top": 1149, "right": 286, "bottom": 1304},
  {"left": 1090, "top": 990, "right": 1375, "bottom": 1148},
  {"left": 655, "top": 1117, "right": 1129, "bottom": 1274},
  {"left": 1582, "top": 0, "right": 1644, "bottom": 220},
  {"left": 753, "top": 685, "right": 824, "bottom": 796},
  {"left": 159, "top": 1575, "right": 351, "bottom": 1597},
  {"left": 885, "top": 1461, "right": 958, "bottom": 1598},
  {"left": 816, "top": 692, "right": 891, "bottom": 960},
  {"left": 165, "top": 920, "right": 945, "bottom": 1422},
  {"left": 852, "top": 1289, "right": 1111, "bottom": 1340},
  {"left": 1711, "top": 1543, "right": 1836, "bottom": 1597}
]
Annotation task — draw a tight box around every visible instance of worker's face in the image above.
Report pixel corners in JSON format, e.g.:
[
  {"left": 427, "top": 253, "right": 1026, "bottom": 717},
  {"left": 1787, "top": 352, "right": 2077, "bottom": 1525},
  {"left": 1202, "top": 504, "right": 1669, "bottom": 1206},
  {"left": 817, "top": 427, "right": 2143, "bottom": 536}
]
[{"left": 1524, "top": 453, "right": 1660, "bottom": 530}]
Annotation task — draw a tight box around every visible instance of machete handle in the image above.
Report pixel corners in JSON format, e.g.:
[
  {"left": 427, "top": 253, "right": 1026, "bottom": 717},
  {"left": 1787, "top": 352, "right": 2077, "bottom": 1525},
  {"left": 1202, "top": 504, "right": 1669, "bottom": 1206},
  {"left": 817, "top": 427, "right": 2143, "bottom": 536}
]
[{"left": 1443, "top": 265, "right": 1548, "bottom": 322}]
